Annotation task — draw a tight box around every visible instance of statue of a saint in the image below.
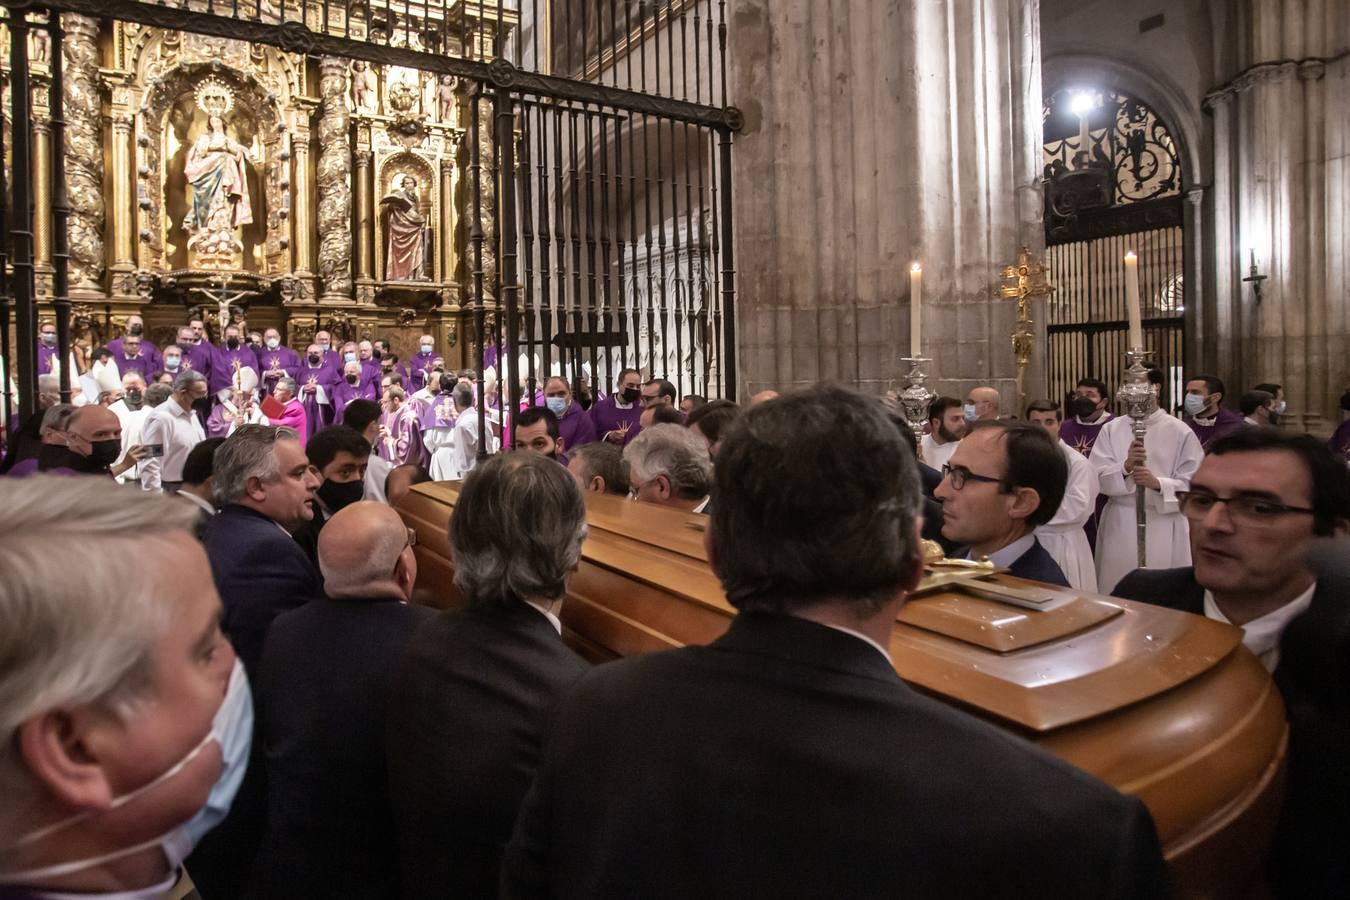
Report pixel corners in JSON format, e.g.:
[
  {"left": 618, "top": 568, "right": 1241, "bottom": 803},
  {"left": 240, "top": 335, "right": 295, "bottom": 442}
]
[
  {"left": 380, "top": 175, "right": 430, "bottom": 282},
  {"left": 437, "top": 75, "right": 456, "bottom": 122},
  {"left": 352, "top": 60, "right": 377, "bottom": 112},
  {"left": 181, "top": 114, "right": 253, "bottom": 259}
]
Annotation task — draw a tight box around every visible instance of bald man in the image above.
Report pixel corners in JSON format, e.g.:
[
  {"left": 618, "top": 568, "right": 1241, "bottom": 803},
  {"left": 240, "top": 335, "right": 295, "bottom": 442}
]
[
  {"left": 39, "top": 405, "right": 143, "bottom": 478},
  {"left": 254, "top": 501, "right": 433, "bottom": 895},
  {"left": 965, "top": 387, "right": 1001, "bottom": 422}
]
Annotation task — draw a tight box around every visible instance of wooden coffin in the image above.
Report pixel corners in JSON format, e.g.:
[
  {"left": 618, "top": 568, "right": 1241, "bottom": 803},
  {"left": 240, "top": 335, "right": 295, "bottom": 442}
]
[{"left": 399, "top": 481, "right": 1287, "bottom": 898}]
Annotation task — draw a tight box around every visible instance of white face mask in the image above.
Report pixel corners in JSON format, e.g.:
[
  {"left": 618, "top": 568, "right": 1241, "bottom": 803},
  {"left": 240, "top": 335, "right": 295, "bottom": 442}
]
[
  {"left": 266, "top": 338, "right": 280, "bottom": 350},
  {"left": 0, "top": 659, "right": 253, "bottom": 885}
]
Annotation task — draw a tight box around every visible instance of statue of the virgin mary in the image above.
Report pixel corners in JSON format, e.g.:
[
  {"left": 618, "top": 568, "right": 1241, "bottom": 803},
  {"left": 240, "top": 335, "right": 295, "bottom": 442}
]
[{"left": 182, "top": 111, "right": 254, "bottom": 257}]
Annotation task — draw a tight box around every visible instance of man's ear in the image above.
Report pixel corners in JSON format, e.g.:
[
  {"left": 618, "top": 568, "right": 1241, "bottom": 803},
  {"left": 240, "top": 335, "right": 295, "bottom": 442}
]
[
  {"left": 556, "top": 437, "right": 566, "bottom": 455},
  {"left": 588, "top": 475, "right": 605, "bottom": 494},
  {"left": 17, "top": 711, "right": 116, "bottom": 812},
  {"left": 1007, "top": 486, "right": 1041, "bottom": 523},
  {"left": 245, "top": 474, "right": 267, "bottom": 503}
]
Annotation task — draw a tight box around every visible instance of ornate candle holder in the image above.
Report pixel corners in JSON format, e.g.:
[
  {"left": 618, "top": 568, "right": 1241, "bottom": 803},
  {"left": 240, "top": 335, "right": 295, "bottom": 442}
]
[
  {"left": 898, "top": 356, "right": 937, "bottom": 443},
  {"left": 1116, "top": 348, "right": 1157, "bottom": 568}
]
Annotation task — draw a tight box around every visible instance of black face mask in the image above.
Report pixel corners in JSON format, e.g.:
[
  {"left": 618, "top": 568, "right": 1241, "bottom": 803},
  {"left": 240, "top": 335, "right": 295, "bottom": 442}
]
[
  {"left": 178, "top": 343, "right": 195, "bottom": 354},
  {"left": 1069, "top": 397, "right": 1099, "bottom": 420},
  {"left": 621, "top": 387, "right": 641, "bottom": 404},
  {"left": 346, "top": 374, "right": 360, "bottom": 385},
  {"left": 85, "top": 438, "right": 123, "bottom": 469},
  {"left": 124, "top": 389, "right": 144, "bottom": 410},
  {"left": 317, "top": 477, "right": 365, "bottom": 513},
  {"left": 308, "top": 353, "right": 322, "bottom": 365},
  {"left": 226, "top": 337, "right": 240, "bottom": 350},
  {"left": 372, "top": 349, "right": 383, "bottom": 361},
  {"left": 128, "top": 324, "right": 143, "bottom": 336},
  {"left": 1341, "top": 391, "right": 1350, "bottom": 413}
]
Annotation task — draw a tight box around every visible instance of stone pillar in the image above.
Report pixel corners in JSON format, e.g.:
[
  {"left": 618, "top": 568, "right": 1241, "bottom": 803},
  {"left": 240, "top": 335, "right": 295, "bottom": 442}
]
[
  {"left": 62, "top": 14, "right": 104, "bottom": 296},
  {"left": 728, "top": 0, "right": 1044, "bottom": 407},
  {"left": 440, "top": 154, "right": 456, "bottom": 286},
  {"left": 110, "top": 113, "right": 136, "bottom": 269},
  {"left": 291, "top": 121, "right": 313, "bottom": 277},
  {"left": 1207, "top": 0, "right": 1349, "bottom": 435},
  {"left": 31, "top": 74, "right": 52, "bottom": 278},
  {"left": 316, "top": 57, "right": 352, "bottom": 301},
  {"left": 354, "top": 150, "right": 373, "bottom": 281}
]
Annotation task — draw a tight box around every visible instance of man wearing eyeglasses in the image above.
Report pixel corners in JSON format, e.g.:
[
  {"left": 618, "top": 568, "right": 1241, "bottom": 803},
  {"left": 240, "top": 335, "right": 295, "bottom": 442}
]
[
  {"left": 1112, "top": 420, "right": 1350, "bottom": 897},
  {"left": 933, "top": 420, "right": 1071, "bottom": 586}
]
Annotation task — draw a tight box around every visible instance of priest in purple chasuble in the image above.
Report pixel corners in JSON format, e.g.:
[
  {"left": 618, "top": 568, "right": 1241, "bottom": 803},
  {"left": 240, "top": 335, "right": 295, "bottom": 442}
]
[
  {"left": 111, "top": 334, "right": 156, "bottom": 381},
  {"left": 209, "top": 325, "right": 261, "bottom": 395},
  {"left": 332, "top": 362, "right": 378, "bottom": 425},
  {"left": 266, "top": 376, "right": 310, "bottom": 445},
  {"left": 298, "top": 344, "right": 338, "bottom": 436},
  {"left": 258, "top": 328, "right": 302, "bottom": 395},
  {"left": 378, "top": 385, "right": 426, "bottom": 466},
  {"left": 107, "top": 316, "right": 162, "bottom": 373},
  {"left": 207, "top": 388, "right": 267, "bottom": 439},
  {"left": 406, "top": 336, "right": 440, "bottom": 391}
]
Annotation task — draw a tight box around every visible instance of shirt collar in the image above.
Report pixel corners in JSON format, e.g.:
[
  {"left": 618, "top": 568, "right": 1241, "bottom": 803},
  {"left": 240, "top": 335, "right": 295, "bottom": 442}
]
[
  {"left": 525, "top": 601, "right": 563, "bottom": 635},
  {"left": 823, "top": 623, "right": 892, "bottom": 663},
  {"left": 970, "top": 532, "right": 1037, "bottom": 569},
  {"left": 614, "top": 397, "right": 634, "bottom": 409},
  {"left": 1075, "top": 412, "right": 1111, "bottom": 425},
  {"left": 179, "top": 491, "right": 216, "bottom": 515},
  {"left": 1203, "top": 583, "right": 1315, "bottom": 671},
  {"left": 692, "top": 495, "right": 711, "bottom": 513}
]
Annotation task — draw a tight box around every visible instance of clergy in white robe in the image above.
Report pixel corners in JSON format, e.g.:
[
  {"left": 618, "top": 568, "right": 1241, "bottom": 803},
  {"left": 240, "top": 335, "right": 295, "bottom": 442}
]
[
  {"left": 1035, "top": 440, "right": 1100, "bottom": 593},
  {"left": 1092, "top": 407, "right": 1204, "bottom": 594}
]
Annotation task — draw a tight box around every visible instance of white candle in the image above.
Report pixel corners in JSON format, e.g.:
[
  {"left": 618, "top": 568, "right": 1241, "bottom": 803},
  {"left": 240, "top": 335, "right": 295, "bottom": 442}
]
[
  {"left": 910, "top": 263, "right": 923, "bottom": 357},
  {"left": 1124, "top": 251, "right": 1143, "bottom": 349}
]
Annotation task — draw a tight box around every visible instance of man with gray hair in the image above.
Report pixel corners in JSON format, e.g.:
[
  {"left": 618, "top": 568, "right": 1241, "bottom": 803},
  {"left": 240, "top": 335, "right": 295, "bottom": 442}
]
[
  {"left": 191, "top": 424, "right": 321, "bottom": 898},
  {"left": 253, "top": 501, "right": 432, "bottom": 895},
  {"left": 140, "top": 368, "right": 209, "bottom": 493},
  {"left": 388, "top": 454, "right": 590, "bottom": 896},
  {"left": 266, "top": 374, "right": 309, "bottom": 445},
  {"left": 623, "top": 422, "right": 713, "bottom": 512},
  {"left": 2, "top": 402, "right": 75, "bottom": 477},
  {"left": 0, "top": 476, "right": 248, "bottom": 896},
  {"left": 503, "top": 384, "right": 1169, "bottom": 897}
]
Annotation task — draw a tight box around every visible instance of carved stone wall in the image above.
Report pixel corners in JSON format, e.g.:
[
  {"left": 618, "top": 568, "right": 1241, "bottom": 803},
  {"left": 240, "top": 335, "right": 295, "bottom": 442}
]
[
  {"left": 316, "top": 56, "right": 352, "bottom": 299},
  {"left": 63, "top": 14, "right": 104, "bottom": 293}
]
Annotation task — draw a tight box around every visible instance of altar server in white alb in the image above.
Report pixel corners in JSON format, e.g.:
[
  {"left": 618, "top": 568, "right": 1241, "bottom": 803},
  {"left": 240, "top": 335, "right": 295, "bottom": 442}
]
[
  {"left": 1026, "top": 400, "right": 1100, "bottom": 593},
  {"left": 1091, "top": 367, "right": 1204, "bottom": 594}
]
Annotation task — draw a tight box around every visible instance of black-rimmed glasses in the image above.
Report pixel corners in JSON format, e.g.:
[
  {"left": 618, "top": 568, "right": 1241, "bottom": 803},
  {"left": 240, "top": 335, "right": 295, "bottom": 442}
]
[
  {"left": 1177, "top": 491, "right": 1316, "bottom": 526},
  {"left": 941, "top": 464, "right": 1008, "bottom": 491}
]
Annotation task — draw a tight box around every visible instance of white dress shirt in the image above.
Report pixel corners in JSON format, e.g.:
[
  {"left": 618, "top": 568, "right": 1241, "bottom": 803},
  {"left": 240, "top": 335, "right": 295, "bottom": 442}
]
[
  {"left": 139, "top": 396, "right": 205, "bottom": 492},
  {"left": 979, "top": 532, "right": 1037, "bottom": 569},
  {"left": 919, "top": 433, "right": 959, "bottom": 471},
  {"left": 526, "top": 601, "right": 563, "bottom": 635},
  {"left": 1203, "top": 584, "right": 1315, "bottom": 672}
]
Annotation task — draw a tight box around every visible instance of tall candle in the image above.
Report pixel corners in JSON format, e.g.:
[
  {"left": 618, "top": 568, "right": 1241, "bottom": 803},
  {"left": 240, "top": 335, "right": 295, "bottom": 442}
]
[
  {"left": 1124, "top": 251, "right": 1143, "bottom": 349},
  {"left": 910, "top": 263, "right": 923, "bottom": 357}
]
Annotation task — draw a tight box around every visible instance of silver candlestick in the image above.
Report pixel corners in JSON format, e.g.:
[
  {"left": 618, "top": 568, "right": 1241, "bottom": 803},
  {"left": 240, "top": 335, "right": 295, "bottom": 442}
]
[
  {"left": 898, "top": 357, "right": 937, "bottom": 446},
  {"left": 1116, "top": 348, "right": 1157, "bottom": 569}
]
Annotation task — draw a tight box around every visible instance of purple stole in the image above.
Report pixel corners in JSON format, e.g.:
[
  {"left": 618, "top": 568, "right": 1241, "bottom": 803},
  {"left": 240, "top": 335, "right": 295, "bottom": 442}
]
[
  {"left": 420, "top": 393, "right": 458, "bottom": 430},
  {"left": 113, "top": 353, "right": 154, "bottom": 380},
  {"left": 209, "top": 345, "right": 259, "bottom": 393},
  {"left": 1058, "top": 413, "right": 1113, "bottom": 459},
  {"left": 332, "top": 379, "right": 377, "bottom": 424},
  {"left": 379, "top": 404, "right": 426, "bottom": 466},
  {"left": 558, "top": 400, "right": 598, "bottom": 449},
  {"left": 1185, "top": 407, "right": 1245, "bottom": 450},
  {"left": 259, "top": 347, "right": 302, "bottom": 395},
  {"left": 588, "top": 395, "right": 643, "bottom": 446}
]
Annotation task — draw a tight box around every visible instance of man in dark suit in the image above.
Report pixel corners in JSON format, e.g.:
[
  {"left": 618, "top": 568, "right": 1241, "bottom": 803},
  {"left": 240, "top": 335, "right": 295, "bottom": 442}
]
[
  {"left": 251, "top": 501, "right": 432, "bottom": 898},
  {"left": 502, "top": 384, "right": 1167, "bottom": 898},
  {"left": 933, "top": 419, "right": 1071, "bottom": 585},
  {"left": 387, "top": 454, "right": 590, "bottom": 896},
  {"left": 177, "top": 436, "right": 224, "bottom": 538},
  {"left": 190, "top": 423, "right": 321, "bottom": 899},
  {"left": 1112, "top": 428, "right": 1350, "bottom": 896}
]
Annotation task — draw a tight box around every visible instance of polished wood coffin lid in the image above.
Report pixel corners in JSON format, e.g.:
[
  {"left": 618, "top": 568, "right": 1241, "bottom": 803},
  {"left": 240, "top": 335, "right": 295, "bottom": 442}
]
[{"left": 400, "top": 479, "right": 1288, "bottom": 897}]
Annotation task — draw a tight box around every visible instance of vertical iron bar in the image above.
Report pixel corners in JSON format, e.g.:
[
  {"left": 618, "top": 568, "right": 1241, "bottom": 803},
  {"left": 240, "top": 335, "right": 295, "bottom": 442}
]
[
  {"left": 536, "top": 102, "right": 553, "bottom": 391},
  {"left": 49, "top": 15, "right": 71, "bottom": 406},
  {"left": 10, "top": 13, "right": 36, "bottom": 420},
  {"left": 707, "top": 129, "right": 722, "bottom": 396},
  {"left": 470, "top": 93, "right": 489, "bottom": 459},
  {"left": 552, "top": 106, "right": 571, "bottom": 396},
  {"left": 519, "top": 102, "right": 537, "bottom": 407},
  {"left": 0, "top": 16, "right": 11, "bottom": 432},
  {"left": 598, "top": 111, "right": 614, "bottom": 400},
  {"left": 568, "top": 110, "right": 584, "bottom": 392},
  {"left": 717, "top": 126, "right": 736, "bottom": 400},
  {"left": 694, "top": 124, "right": 710, "bottom": 397},
  {"left": 583, "top": 109, "right": 599, "bottom": 400},
  {"left": 497, "top": 88, "right": 520, "bottom": 451}
]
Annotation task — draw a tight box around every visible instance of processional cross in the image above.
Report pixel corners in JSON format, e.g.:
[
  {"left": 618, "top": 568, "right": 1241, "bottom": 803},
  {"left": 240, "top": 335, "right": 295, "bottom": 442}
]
[{"left": 998, "top": 247, "right": 1055, "bottom": 409}]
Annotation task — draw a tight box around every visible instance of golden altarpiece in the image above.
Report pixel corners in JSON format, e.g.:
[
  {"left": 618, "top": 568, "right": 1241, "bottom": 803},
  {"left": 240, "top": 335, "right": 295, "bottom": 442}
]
[{"left": 0, "top": 10, "right": 513, "bottom": 366}]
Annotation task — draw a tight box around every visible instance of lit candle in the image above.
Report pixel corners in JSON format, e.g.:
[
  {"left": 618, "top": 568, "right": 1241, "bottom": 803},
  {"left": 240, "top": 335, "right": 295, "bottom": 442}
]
[
  {"left": 1124, "top": 251, "right": 1143, "bottom": 349},
  {"left": 909, "top": 263, "right": 923, "bottom": 357}
]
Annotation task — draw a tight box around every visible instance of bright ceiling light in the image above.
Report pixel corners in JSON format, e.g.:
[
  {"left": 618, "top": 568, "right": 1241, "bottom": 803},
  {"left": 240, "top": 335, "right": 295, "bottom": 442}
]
[{"left": 1068, "top": 90, "right": 1100, "bottom": 118}]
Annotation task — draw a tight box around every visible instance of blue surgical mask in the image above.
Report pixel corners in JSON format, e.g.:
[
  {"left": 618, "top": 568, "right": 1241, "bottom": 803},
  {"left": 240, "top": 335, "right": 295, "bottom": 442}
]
[
  {"left": 963, "top": 404, "right": 978, "bottom": 421},
  {"left": 1183, "top": 394, "right": 1207, "bottom": 416},
  {"left": 344, "top": 352, "right": 358, "bottom": 364},
  {"left": 420, "top": 343, "right": 434, "bottom": 354},
  {"left": 165, "top": 356, "right": 182, "bottom": 370},
  {"left": 546, "top": 396, "right": 568, "bottom": 417},
  {"left": 0, "top": 658, "right": 253, "bottom": 882}
]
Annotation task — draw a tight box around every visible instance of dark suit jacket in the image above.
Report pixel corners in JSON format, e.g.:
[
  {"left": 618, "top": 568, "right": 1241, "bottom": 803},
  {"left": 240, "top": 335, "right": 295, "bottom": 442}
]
[
  {"left": 1007, "top": 536, "right": 1071, "bottom": 587},
  {"left": 202, "top": 504, "right": 322, "bottom": 676},
  {"left": 250, "top": 596, "right": 434, "bottom": 898},
  {"left": 1113, "top": 565, "right": 1350, "bottom": 897},
  {"left": 502, "top": 612, "right": 1168, "bottom": 899},
  {"left": 386, "top": 602, "right": 590, "bottom": 898}
]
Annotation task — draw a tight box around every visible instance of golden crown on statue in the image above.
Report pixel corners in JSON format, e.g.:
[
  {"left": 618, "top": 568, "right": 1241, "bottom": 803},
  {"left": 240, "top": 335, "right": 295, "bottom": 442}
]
[{"left": 194, "top": 78, "right": 235, "bottom": 117}]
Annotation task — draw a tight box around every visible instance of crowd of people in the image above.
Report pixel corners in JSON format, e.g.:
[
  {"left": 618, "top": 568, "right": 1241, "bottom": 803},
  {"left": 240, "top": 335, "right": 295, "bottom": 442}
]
[{"left": 1, "top": 317, "right": 1348, "bottom": 898}]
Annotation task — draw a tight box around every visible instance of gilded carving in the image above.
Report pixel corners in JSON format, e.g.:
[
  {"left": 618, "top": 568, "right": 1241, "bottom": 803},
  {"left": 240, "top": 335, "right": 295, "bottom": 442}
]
[
  {"left": 63, "top": 14, "right": 105, "bottom": 291},
  {"left": 316, "top": 57, "right": 353, "bottom": 297}
]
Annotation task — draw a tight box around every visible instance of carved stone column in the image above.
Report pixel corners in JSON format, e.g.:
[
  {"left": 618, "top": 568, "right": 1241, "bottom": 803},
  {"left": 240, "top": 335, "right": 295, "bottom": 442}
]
[
  {"left": 729, "top": 0, "right": 1043, "bottom": 405},
  {"left": 316, "top": 57, "right": 352, "bottom": 301},
  {"left": 110, "top": 113, "right": 136, "bottom": 270},
  {"left": 62, "top": 14, "right": 104, "bottom": 296},
  {"left": 354, "top": 150, "right": 372, "bottom": 281},
  {"left": 291, "top": 120, "right": 313, "bottom": 278},
  {"left": 440, "top": 154, "right": 456, "bottom": 291},
  {"left": 30, "top": 73, "right": 52, "bottom": 286}
]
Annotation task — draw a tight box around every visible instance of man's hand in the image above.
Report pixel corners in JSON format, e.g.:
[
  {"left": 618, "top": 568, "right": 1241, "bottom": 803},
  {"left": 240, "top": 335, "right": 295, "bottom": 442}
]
[
  {"left": 604, "top": 421, "right": 631, "bottom": 445},
  {"left": 1124, "top": 438, "right": 1147, "bottom": 473},
  {"left": 110, "top": 444, "right": 148, "bottom": 478},
  {"left": 1129, "top": 465, "right": 1161, "bottom": 491},
  {"left": 302, "top": 381, "right": 317, "bottom": 396}
]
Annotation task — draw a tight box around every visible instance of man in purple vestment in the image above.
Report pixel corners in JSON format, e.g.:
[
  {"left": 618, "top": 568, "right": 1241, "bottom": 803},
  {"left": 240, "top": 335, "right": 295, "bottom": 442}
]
[
  {"left": 268, "top": 377, "right": 310, "bottom": 446},
  {"left": 589, "top": 367, "right": 644, "bottom": 447},
  {"left": 298, "top": 344, "right": 339, "bottom": 436},
  {"left": 1057, "top": 377, "right": 1115, "bottom": 459},
  {"left": 112, "top": 332, "right": 156, "bottom": 381},
  {"left": 406, "top": 334, "right": 441, "bottom": 392},
  {"left": 377, "top": 383, "right": 425, "bottom": 466},
  {"left": 36, "top": 322, "right": 62, "bottom": 376},
  {"left": 358, "top": 340, "right": 383, "bottom": 386},
  {"left": 207, "top": 388, "right": 266, "bottom": 439},
  {"left": 106, "top": 315, "right": 162, "bottom": 373},
  {"left": 1183, "top": 374, "right": 1245, "bottom": 450},
  {"left": 209, "top": 325, "right": 261, "bottom": 395},
  {"left": 259, "top": 328, "right": 302, "bottom": 396},
  {"left": 173, "top": 327, "right": 214, "bottom": 380},
  {"left": 332, "top": 361, "right": 378, "bottom": 425},
  {"left": 545, "top": 375, "right": 598, "bottom": 450}
]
